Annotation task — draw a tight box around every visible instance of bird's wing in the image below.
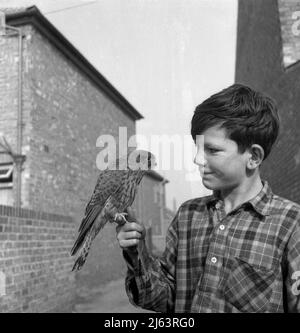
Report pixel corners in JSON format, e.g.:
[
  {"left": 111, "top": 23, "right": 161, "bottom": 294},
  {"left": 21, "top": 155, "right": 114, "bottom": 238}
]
[
  {"left": 78, "top": 169, "right": 128, "bottom": 234},
  {"left": 71, "top": 169, "right": 128, "bottom": 256}
]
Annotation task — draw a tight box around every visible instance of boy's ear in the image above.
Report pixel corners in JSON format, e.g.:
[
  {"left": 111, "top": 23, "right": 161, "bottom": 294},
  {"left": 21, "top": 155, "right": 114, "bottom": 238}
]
[{"left": 247, "top": 144, "right": 264, "bottom": 169}]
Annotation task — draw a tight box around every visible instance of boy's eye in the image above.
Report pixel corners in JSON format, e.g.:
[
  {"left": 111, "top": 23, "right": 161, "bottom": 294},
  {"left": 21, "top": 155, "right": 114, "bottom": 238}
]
[{"left": 206, "top": 148, "right": 219, "bottom": 153}]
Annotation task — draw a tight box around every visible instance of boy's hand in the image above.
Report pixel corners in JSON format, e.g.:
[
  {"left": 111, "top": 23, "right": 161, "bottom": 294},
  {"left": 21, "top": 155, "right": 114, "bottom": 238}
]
[{"left": 116, "top": 207, "right": 146, "bottom": 252}]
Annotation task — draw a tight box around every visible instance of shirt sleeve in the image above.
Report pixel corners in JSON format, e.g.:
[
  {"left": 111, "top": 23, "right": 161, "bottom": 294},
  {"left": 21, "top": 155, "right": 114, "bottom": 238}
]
[
  {"left": 122, "top": 210, "right": 179, "bottom": 313},
  {"left": 284, "top": 224, "right": 300, "bottom": 313}
]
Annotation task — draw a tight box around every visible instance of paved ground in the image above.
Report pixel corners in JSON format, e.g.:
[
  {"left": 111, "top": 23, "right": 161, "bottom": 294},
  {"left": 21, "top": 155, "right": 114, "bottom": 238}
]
[{"left": 74, "top": 278, "right": 154, "bottom": 313}]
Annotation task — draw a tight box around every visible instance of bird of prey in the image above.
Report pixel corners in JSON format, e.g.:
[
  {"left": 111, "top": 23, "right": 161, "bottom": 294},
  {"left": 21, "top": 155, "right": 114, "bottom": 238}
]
[{"left": 70, "top": 149, "right": 156, "bottom": 271}]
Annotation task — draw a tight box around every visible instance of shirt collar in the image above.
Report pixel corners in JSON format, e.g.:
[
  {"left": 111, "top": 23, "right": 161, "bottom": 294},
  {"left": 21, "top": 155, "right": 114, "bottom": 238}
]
[{"left": 206, "top": 179, "right": 273, "bottom": 217}]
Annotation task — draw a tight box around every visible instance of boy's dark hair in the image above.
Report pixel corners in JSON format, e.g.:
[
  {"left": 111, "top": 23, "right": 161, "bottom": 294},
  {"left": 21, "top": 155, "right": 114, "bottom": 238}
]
[{"left": 191, "top": 83, "right": 280, "bottom": 160}]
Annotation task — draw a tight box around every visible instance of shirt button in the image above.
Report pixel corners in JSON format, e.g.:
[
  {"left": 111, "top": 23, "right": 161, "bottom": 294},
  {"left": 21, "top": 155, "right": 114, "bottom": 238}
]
[
  {"left": 216, "top": 202, "right": 221, "bottom": 209},
  {"left": 219, "top": 224, "right": 225, "bottom": 230},
  {"left": 211, "top": 257, "right": 217, "bottom": 264}
]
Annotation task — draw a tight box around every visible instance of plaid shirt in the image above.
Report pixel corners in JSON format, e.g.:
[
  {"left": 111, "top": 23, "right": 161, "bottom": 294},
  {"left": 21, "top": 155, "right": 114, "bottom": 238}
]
[{"left": 123, "top": 180, "right": 300, "bottom": 312}]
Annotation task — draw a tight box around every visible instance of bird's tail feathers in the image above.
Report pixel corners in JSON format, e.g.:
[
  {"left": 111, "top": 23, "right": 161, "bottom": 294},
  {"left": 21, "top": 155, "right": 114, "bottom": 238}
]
[
  {"left": 71, "top": 205, "right": 103, "bottom": 256},
  {"left": 71, "top": 234, "right": 93, "bottom": 271},
  {"left": 78, "top": 204, "right": 101, "bottom": 233},
  {"left": 70, "top": 231, "right": 86, "bottom": 256}
]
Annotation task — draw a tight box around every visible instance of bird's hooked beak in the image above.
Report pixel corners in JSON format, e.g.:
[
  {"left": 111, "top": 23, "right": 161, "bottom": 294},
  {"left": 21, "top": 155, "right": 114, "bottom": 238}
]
[{"left": 147, "top": 153, "right": 157, "bottom": 169}]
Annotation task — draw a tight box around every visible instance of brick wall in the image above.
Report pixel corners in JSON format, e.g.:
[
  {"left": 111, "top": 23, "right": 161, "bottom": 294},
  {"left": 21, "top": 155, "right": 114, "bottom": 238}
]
[
  {"left": 26, "top": 24, "right": 139, "bottom": 288},
  {"left": 0, "top": 21, "right": 137, "bottom": 290},
  {"left": 0, "top": 27, "right": 20, "bottom": 203},
  {"left": 278, "top": 0, "right": 300, "bottom": 67},
  {"left": 0, "top": 22, "right": 137, "bottom": 214},
  {"left": 26, "top": 26, "right": 136, "bottom": 217},
  {"left": 0, "top": 205, "right": 76, "bottom": 313},
  {"left": 0, "top": 24, "right": 33, "bottom": 203},
  {"left": 235, "top": 0, "right": 300, "bottom": 204},
  {"left": 0, "top": 29, "right": 19, "bottom": 152}
]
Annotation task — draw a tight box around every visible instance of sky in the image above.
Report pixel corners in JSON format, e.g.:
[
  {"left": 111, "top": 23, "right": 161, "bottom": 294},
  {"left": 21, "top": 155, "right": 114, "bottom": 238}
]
[{"left": 0, "top": 0, "right": 238, "bottom": 210}]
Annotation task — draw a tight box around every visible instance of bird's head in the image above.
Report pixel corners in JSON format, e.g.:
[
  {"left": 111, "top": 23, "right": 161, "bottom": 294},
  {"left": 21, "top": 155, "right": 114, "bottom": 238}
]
[{"left": 128, "top": 150, "right": 156, "bottom": 171}]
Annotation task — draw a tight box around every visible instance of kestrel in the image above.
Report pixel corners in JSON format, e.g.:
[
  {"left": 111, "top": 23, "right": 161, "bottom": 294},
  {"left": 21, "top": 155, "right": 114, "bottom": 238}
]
[{"left": 70, "top": 149, "right": 156, "bottom": 271}]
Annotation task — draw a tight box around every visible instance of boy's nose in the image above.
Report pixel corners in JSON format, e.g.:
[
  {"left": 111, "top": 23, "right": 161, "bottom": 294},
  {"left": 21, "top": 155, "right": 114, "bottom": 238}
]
[{"left": 193, "top": 150, "right": 206, "bottom": 166}]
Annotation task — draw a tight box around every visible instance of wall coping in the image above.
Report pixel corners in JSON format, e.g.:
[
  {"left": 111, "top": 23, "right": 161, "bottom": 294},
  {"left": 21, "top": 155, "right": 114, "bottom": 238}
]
[{"left": 0, "top": 204, "right": 73, "bottom": 222}]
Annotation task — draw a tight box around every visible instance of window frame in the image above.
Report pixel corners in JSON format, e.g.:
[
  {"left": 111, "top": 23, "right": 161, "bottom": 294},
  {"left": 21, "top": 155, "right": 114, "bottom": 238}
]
[{"left": 0, "top": 163, "right": 13, "bottom": 188}]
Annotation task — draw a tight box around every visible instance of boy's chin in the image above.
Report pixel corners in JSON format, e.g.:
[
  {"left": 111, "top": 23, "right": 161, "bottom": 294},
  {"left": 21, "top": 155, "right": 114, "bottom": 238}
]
[
  {"left": 202, "top": 178, "right": 216, "bottom": 190},
  {"left": 202, "top": 178, "right": 225, "bottom": 191}
]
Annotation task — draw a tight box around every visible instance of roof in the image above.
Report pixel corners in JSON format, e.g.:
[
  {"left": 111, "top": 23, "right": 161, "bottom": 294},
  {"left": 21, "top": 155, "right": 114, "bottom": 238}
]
[
  {"left": 1, "top": 6, "right": 143, "bottom": 121},
  {"left": 145, "top": 170, "right": 169, "bottom": 184},
  {"left": 0, "top": 7, "right": 26, "bottom": 14}
]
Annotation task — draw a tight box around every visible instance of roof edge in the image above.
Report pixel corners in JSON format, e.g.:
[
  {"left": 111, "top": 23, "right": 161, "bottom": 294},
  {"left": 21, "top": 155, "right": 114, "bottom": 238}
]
[{"left": 5, "top": 6, "right": 143, "bottom": 121}]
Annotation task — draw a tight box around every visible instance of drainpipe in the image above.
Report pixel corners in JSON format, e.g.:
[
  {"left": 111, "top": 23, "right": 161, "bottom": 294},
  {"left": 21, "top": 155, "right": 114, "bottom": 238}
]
[{"left": 1, "top": 16, "right": 26, "bottom": 207}]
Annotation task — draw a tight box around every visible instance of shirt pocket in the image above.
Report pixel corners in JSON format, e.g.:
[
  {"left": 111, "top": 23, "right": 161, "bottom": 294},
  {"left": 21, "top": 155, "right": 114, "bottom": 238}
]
[{"left": 223, "top": 256, "right": 277, "bottom": 313}]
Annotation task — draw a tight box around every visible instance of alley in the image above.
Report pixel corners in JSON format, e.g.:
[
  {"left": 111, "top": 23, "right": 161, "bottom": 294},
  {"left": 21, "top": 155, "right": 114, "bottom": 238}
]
[{"left": 74, "top": 278, "right": 154, "bottom": 313}]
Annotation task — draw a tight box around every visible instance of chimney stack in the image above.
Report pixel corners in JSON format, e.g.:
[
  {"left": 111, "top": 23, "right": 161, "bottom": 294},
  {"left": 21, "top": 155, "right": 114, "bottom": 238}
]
[{"left": 278, "top": 0, "right": 300, "bottom": 67}]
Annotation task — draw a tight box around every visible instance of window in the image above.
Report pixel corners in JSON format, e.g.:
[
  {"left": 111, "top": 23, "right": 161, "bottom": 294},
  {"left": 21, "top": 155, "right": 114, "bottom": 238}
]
[{"left": 0, "top": 163, "right": 13, "bottom": 188}]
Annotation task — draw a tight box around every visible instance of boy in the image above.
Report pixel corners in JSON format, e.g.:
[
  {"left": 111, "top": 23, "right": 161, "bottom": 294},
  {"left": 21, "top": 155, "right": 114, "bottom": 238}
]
[{"left": 116, "top": 84, "right": 300, "bottom": 312}]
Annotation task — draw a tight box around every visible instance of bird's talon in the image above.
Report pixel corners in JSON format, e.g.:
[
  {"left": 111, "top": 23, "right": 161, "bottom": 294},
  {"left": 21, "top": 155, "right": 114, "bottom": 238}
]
[{"left": 114, "top": 212, "right": 128, "bottom": 225}]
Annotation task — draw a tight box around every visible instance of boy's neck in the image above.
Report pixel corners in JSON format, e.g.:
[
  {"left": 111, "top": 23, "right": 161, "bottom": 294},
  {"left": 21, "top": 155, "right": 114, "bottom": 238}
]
[{"left": 219, "top": 175, "right": 263, "bottom": 215}]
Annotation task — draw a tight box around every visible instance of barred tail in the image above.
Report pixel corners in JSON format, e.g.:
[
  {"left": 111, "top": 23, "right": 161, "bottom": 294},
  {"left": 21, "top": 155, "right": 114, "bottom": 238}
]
[
  {"left": 70, "top": 205, "right": 103, "bottom": 256},
  {"left": 71, "top": 234, "right": 92, "bottom": 271}
]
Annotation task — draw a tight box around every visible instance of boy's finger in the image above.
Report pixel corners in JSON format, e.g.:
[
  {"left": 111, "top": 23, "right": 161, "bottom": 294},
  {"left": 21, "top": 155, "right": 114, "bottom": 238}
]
[
  {"left": 116, "top": 221, "right": 144, "bottom": 234},
  {"left": 124, "top": 231, "right": 142, "bottom": 240},
  {"left": 119, "top": 239, "right": 140, "bottom": 249},
  {"left": 123, "top": 222, "right": 145, "bottom": 233},
  {"left": 126, "top": 207, "right": 137, "bottom": 221}
]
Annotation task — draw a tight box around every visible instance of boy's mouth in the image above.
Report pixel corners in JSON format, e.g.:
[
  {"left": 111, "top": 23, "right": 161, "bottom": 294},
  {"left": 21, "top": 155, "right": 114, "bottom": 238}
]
[
  {"left": 203, "top": 172, "right": 214, "bottom": 177},
  {"left": 199, "top": 167, "right": 214, "bottom": 177}
]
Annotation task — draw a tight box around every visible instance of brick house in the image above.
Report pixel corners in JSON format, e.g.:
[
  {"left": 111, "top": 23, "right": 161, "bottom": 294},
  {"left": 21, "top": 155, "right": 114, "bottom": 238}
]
[
  {"left": 134, "top": 170, "right": 173, "bottom": 255},
  {"left": 0, "top": 5, "right": 173, "bottom": 310},
  {"left": 235, "top": 0, "right": 300, "bottom": 204}
]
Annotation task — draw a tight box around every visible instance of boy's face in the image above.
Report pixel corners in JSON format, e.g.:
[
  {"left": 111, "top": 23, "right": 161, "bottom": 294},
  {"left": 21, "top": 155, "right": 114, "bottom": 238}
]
[{"left": 194, "top": 124, "right": 250, "bottom": 191}]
